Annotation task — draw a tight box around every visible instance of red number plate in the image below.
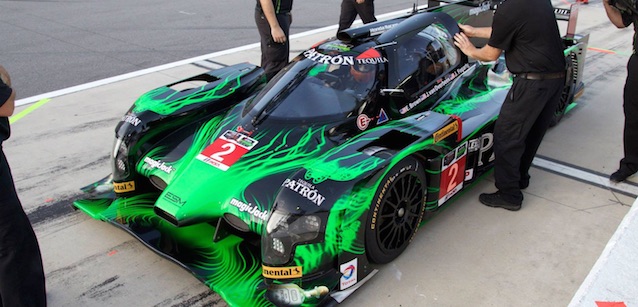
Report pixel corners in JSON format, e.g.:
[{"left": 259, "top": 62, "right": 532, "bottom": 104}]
[
  {"left": 438, "top": 142, "right": 468, "bottom": 205},
  {"left": 197, "top": 130, "right": 258, "bottom": 171}
]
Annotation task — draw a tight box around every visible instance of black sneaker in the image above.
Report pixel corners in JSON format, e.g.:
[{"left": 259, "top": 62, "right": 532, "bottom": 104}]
[
  {"left": 479, "top": 192, "right": 522, "bottom": 211},
  {"left": 610, "top": 168, "right": 636, "bottom": 183}
]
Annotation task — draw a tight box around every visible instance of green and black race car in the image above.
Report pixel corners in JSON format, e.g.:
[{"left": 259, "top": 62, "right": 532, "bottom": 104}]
[{"left": 73, "top": 1, "right": 588, "bottom": 306}]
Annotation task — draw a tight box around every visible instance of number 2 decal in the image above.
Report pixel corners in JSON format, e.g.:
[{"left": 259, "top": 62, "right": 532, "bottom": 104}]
[
  {"left": 210, "top": 143, "right": 236, "bottom": 162},
  {"left": 438, "top": 142, "right": 468, "bottom": 206},
  {"left": 446, "top": 163, "right": 459, "bottom": 193},
  {"left": 197, "top": 130, "right": 258, "bottom": 171}
]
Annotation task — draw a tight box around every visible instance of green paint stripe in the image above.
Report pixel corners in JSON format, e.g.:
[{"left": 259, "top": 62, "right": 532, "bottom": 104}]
[
  {"left": 9, "top": 98, "right": 51, "bottom": 124},
  {"left": 565, "top": 102, "right": 577, "bottom": 114}
]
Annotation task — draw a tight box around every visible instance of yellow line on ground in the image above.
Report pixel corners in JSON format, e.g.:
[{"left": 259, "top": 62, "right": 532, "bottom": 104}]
[{"left": 9, "top": 98, "right": 51, "bottom": 124}]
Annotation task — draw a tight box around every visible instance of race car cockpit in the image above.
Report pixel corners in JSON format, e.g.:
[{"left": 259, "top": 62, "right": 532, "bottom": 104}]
[
  {"left": 244, "top": 41, "right": 384, "bottom": 122},
  {"left": 385, "top": 22, "right": 460, "bottom": 113}
]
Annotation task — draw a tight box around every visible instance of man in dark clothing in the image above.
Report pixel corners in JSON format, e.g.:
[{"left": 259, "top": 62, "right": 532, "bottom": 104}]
[
  {"left": 255, "top": 0, "right": 293, "bottom": 80},
  {"left": 453, "top": 0, "right": 566, "bottom": 211},
  {"left": 337, "top": 0, "right": 377, "bottom": 33},
  {"left": 603, "top": 0, "right": 638, "bottom": 183},
  {"left": 0, "top": 64, "right": 47, "bottom": 306}
]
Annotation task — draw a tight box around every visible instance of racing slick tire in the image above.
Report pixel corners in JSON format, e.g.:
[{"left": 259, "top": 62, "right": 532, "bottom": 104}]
[
  {"left": 365, "top": 156, "right": 426, "bottom": 264},
  {"left": 550, "top": 54, "right": 576, "bottom": 127}
]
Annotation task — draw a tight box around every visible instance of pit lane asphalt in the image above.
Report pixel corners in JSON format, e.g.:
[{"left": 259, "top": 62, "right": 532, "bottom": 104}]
[{"left": 6, "top": 1, "right": 638, "bottom": 306}]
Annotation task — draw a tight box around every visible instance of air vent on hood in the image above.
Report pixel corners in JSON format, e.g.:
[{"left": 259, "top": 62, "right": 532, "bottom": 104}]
[{"left": 154, "top": 207, "right": 178, "bottom": 226}]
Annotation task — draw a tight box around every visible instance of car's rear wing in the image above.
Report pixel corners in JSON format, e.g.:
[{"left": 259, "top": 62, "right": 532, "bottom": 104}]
[{"left": 554, "top": 4, "right": 580, "bottom": 38}]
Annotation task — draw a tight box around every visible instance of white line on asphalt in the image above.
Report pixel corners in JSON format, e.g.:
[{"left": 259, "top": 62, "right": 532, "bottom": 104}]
[
  {"left": 567, "top": 193, "right": 638, "bottom": 306},
  {"left": 533, "top": 157, "right": 638, "bottom": 197}
]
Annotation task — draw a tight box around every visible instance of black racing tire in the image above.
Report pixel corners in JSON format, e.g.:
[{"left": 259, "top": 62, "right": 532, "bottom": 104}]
[
  {"left": 365, "top": 156, "right": 426, "bottom": 264},
  {"left": 550, "top": 54, "right": 576, "bottom": 127}
]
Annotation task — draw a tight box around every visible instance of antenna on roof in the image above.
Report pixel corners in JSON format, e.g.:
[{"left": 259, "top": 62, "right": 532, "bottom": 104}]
[{"left": 413, "top": 1, "right": 418, "bottom": 13}]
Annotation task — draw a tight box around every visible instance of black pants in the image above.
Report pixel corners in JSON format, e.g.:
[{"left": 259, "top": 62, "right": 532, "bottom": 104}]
[
  {"left": 0, "top": 147, "right": 46, "bottom": 307},
  {"left": 255, "top": 9, "right": 292, "bottom": 81},
  {"left": 620, "top": 53, "right": 638, "bottom": 172},
  {"left": 493, "top": 77, "right": 564, "bottom": 202},
  {"left": 337, "top": 0, "right": 376, "bottom": 33}
]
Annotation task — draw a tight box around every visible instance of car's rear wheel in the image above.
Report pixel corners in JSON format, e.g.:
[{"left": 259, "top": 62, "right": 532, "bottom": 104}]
[
  {"left": 550, "top": 54, "right": 576, "bottom": 127},
  {"left": 365, "top": 156, "right": 426, "bottom": 264}
]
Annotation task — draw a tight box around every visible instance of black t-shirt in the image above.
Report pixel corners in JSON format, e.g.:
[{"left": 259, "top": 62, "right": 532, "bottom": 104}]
[
  {"left": 0, "top": 79, "right": 12, "bottom": 143},
  {"left": 619, "top": 1, "right": 638, "bottom": 51},
  {"left": 256, "top": 0, "right": 293, "bottom": 14},
  {"left": 488, "top": 0, "right": 566, "bottom": 74}
]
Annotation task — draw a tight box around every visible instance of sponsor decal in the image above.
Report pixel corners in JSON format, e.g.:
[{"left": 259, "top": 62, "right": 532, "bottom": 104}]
[
  {"left": 439, "top": 142, "right": 468, "bottom": 206},
  {"left": 197, "top": 130, "right": 258, "bottom": 171},
  {"left": 303, "top": 48, "right": 388, "bottom": 66},
  {"left": 267, "top": 284, "right": 329, "bottom": 305},
  {"left": 469, "top": 2, "right": 491, "bottom": 16},
  {"left": 164, "top": 192, "right": 186, "bottom": 207},
  {"left": 399, "top": 64, "right": 471, "bottom": 114},
  {"left": 304, "top": 48, "right": 355, "bottom": 65},
  {"left": 144, "top": 157, "right": 175, "bottom": 174},
  {"left": 281, "top": 179, "right": 326, "bottom": 206},
  {"left": 230, "top": 198, "right": 269, "bottom": 221},
  {"left": 357, "top": 110, "right": 389, "bottom": 130},
  {"left": 340, "top": 258, "right": 358, "bottom": 290},
  {"left": 122, "top": 114, "right": 142, "bottom": 126},
  {"left": 113, "top": 180, "right": 135, "bottom": 193},
  {"left": 377, "top": 109, "right": 389, "bottom": 124},
  {"left": 468, "top": 138, "right": 480, "bottom": 152},
  {"left": 465, "top": 168, "right": 474, "bottom": 181},
  {"left": 356, "top": 114, "right": 372, "bottom": 130},
  {"left": 356, "top": 57, "right": 388, "bottom": 64},
  {"left": 433, "top": 121, "right": 459, "bottom": 143},
  {"left": 369, "top": 24, "right": 397, "bottom": 36},
  {"left": 262, "top": 265, "right": 303, "bottom": 279},
  {"left": 474, "top": 133, "right": 494, "bottom": 166},
  {"left": 355, "top": 48, "right": 386, "bottom": 63}
]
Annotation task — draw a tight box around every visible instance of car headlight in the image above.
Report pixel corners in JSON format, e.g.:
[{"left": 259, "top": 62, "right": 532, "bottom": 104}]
[
  {"left": 112, "top": 138, "right": 130, "bottom": 178},
  {"left": 262, "top": 210, "right": 322, "bottom": 266}
]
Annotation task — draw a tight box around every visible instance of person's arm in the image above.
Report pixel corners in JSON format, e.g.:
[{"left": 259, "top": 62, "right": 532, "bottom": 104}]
[
  {"left": 259, "top": 0, "right": 287, "bottom": 43},
  {"left": 0, "top": 65, "right": 15, "bottom": 117},
  {"left": 458, "top": 24, "right": 492, "bottom": 39},
  {"left": 603, "top": 0, "right": 629, "bottom": 28},
  {"left": 453, "top": 32, "right": 502, "bottom": 62}
]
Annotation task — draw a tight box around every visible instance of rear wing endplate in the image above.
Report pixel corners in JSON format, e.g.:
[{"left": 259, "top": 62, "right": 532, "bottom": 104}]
[{"left": 554, "top": 4, "right": 580, "bottom": 38}]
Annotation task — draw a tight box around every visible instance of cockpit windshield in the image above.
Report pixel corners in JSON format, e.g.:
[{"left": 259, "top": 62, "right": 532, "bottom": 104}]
[{"left": 245, "top": 47, "right": 383, "bottom": 121}]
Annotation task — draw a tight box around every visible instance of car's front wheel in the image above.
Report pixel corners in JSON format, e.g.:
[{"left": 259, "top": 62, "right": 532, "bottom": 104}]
[{"left": 365, "top": 156, "right": 426, "bottom": 264}]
